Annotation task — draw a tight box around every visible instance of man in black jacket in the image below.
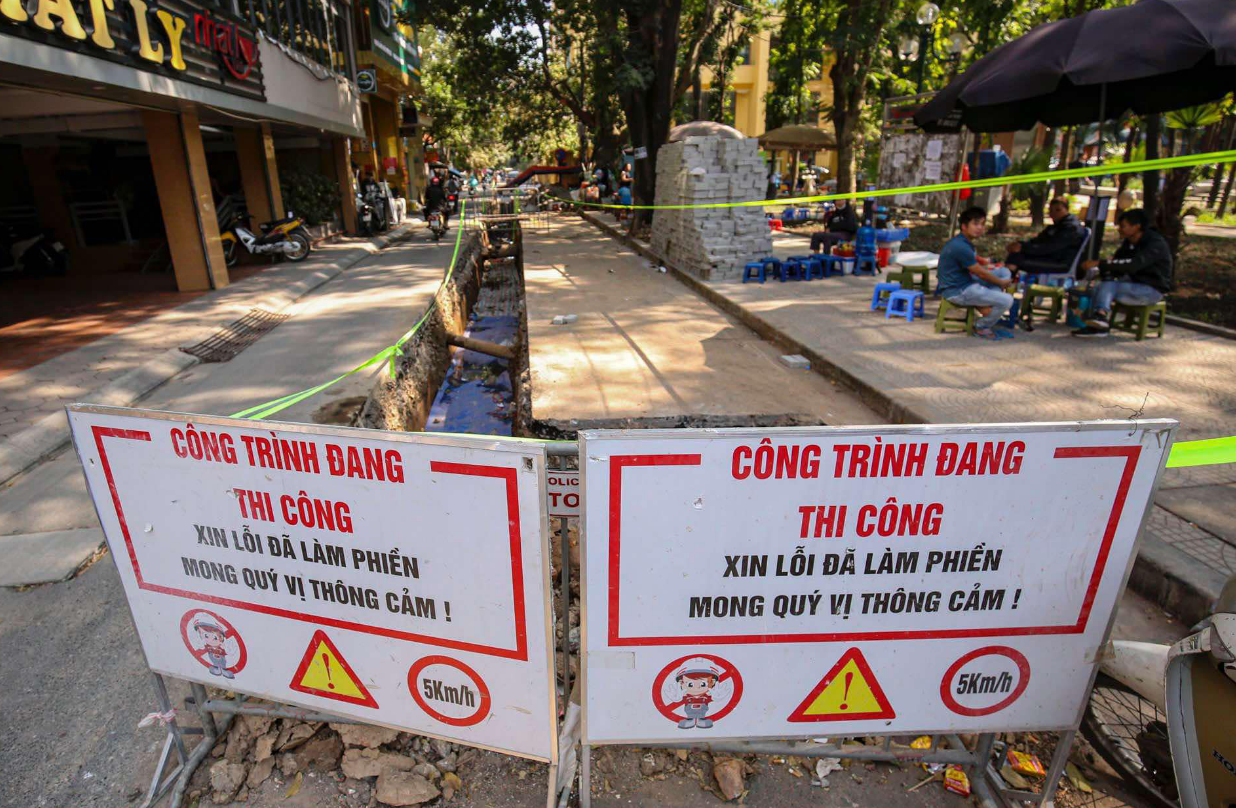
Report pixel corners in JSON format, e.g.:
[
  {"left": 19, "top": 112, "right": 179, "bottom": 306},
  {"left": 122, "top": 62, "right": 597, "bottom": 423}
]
[
  {"left": 810, "top": 199, "right": 859, "bottom": 253},
  {"left": 1072, "top": 208, "right": 1172, "bottom": 338},
  {"left": 1005, "top": 197, "right": 1087, "bottom": 275}
]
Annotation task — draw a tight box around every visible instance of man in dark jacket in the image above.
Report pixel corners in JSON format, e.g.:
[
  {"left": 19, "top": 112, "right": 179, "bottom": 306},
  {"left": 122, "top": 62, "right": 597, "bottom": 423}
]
[
  {"left": 1072, "top": 208, "right": 1172, "bottom": 338},
  {"left": 1004, "top": 197, "right": 1086, "bottom": 275},
  {"left": 810, "top": 199, "right": 859, "bottom": 253}
]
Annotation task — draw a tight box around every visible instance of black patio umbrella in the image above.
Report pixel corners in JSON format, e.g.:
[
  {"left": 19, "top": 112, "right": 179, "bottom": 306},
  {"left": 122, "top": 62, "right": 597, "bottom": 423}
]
[{"left": 914, "top": 0, "right": 1236, "bottom": 132}]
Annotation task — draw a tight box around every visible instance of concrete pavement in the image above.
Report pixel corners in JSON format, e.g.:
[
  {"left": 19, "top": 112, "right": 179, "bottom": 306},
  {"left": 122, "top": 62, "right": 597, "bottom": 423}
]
[
  {"left": 0, "top": 228, "right": 453, "bottom": 587},
  {"left": 524, "top": 218, "right": 881, "bottom": 428},
  {"left": 0, "top": 226, "right": 413, "bottom": 487}
]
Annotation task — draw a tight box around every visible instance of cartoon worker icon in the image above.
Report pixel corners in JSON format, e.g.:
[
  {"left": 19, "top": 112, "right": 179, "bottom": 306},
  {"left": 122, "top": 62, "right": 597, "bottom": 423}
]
[
  {"left": 676, "top": 664, "right": 720, "bottom": 729},
  {"left": 193, "top": 617, "right": 235, "bottom": 679}
]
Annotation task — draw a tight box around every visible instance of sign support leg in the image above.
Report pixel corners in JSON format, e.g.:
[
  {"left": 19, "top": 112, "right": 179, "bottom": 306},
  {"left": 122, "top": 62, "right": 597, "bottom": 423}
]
[
  {"left": 1037, "top": 729, "right": 1075, "bottom": 806},
  {"left": 560, "top": 515, "right": 571, "bottom": 705},
  {"left": 580, "top": 743, "right": 591, "bottom": 808}
]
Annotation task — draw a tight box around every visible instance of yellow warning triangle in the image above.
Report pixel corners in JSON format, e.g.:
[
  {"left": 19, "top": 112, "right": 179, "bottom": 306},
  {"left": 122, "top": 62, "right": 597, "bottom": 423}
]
[
  {"left": 289, "top": 630, "right": 379, "bottom": 708},
  {"left": 787, "top": 648, "right": 895, "bottom": 722}
]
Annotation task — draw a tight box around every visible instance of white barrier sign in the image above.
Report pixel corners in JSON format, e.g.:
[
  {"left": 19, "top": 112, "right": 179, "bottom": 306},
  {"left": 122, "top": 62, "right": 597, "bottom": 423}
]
[
  {"left": 547, "top": 471, "right": 581, "bottom": 518},
  {"left": 582, "top": 421, "right": 1173, "bottom": 744},
  {"left": 70, "top": 405, "right": 557, "bottom": 761}
]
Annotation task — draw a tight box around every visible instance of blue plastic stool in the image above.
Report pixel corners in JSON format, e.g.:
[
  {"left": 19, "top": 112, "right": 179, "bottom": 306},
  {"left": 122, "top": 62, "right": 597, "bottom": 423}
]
[
  {"left": 886, "top": 290, "right": 925, "bottom": 321},
  {"left": 818, "top": 255, "right": 845, "bottom": 277},
  {"left": 743, "top": 262, "right": 766, "bottom": 283},
  {"left": 871, "top": 281, "right": 902, "bottom": 311},
  {"left": 781, "top": 258, "right": 805, "bottom": 281},
  {"left": 805, "top": 257, "right": 825, "bottom": 279},
  {"left": 854, "top": 252, "right": 880, "bottom": 276},
  {"left": 760, "top": 257, "right": 782, "bottom": 276}
]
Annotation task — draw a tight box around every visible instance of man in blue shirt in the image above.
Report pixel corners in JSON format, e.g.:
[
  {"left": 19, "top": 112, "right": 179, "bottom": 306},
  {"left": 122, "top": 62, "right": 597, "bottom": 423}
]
[{"left": 936, "top": 206, "right": 1015, "bottom": 340}]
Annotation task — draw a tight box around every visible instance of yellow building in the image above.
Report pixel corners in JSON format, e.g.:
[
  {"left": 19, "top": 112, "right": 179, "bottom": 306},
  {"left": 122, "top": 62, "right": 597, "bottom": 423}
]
[{"left": 697, "top": 30, "right": 838, "bottom": 182}]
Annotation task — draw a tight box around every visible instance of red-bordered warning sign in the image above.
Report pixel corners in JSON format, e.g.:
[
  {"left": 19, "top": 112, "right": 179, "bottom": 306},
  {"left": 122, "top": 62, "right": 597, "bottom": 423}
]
[
  {"left": 289, "top": 630, "right": 379, "bottom": 708},
  {"left": 180, "top": 607, "right": 248, "bottom": 678},
  {"left": 940, "top": 646, "right": 1031, "bottom": 717},
  {"left": 787, "top": 648, "right": 895, "bottom": 722},
  {"left": 650, "top": 653, "right": 744, "bottom": 728},
  {"left": 407, "top": 655, "right": 492, "bottom": 727}
]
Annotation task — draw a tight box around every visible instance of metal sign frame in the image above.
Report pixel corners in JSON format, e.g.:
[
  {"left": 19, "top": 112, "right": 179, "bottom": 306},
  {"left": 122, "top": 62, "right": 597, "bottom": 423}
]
[
  {"left": 572, "top": 420, "right": 1176, "bottom": 808},
  {"left": 68, "top": 404, "right": 561, "bottom": 805}
]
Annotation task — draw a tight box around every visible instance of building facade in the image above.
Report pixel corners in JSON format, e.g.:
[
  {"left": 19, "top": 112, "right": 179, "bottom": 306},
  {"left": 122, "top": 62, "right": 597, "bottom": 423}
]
[
  {"left": 698, "top": 30, "right": 839, "bottom": 181},
  {"left": 0, "top": 0, "right": 369, "bottom": 293}
]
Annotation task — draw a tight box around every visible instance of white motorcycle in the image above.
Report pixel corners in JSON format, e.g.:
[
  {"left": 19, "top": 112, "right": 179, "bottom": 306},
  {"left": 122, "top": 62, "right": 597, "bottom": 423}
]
[{"left": 1082, "top": 576, "right": 1236, "bottom": 808}]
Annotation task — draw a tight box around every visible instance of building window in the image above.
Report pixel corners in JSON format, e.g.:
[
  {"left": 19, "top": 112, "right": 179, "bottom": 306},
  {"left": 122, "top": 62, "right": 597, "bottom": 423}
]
[{"left": 738, "top": 41, "right": 751, "bottom": 65}]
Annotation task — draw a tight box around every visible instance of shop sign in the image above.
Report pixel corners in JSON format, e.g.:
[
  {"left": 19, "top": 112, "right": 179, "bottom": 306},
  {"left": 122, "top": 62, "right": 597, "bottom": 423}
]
[
  {"left": 357, "top": 69, "right": 378, "bottom": 93},
  {"left": 367, "top": 0, "right": 419, "bottom": 77},
  {"left": 581, "top": 421, "right": 1174, "bottom": 744},
  {"left": 0, "top": 0, "right": 264, "bottom": 100}
]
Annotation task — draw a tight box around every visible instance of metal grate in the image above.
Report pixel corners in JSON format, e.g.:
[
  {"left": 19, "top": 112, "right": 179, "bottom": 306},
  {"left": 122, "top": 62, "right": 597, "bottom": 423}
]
[{"left": 181, "top": 308, "right": 290, "bottom": 362}]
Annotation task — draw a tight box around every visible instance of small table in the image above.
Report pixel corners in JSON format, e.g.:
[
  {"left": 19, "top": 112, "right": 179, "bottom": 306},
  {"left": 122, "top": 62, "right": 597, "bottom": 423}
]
[{"left": 889, "top": 252, "right": 938, "bottom": 293}]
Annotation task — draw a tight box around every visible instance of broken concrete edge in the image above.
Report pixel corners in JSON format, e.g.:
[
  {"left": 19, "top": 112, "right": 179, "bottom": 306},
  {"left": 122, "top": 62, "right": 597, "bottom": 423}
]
[
  {"left": 0, "top": 528, "right": 107, "bottom": 588},
  {"left": 1129, "top": 532, "right": 1224, "bottom": 626},
  {"left": 0, "top": 224, "right": 417, "bottom": 490},
  {"left": 577, "top": 209, "right": 1224, "bottom": 626},
  {"left": 1164, "top": 314, "right": 1236, "bottom": 342}
]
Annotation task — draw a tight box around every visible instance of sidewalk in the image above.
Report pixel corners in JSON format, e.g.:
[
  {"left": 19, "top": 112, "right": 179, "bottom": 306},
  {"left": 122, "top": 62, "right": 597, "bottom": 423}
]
[
  {"left": 0, "top": 226, "right": 450, "bottom": 587},
  {"left": 0, "top": 226, "right": 412, "bottom": 486},
  {"left": 581, "top": 212, "right": 1236, "bottom": 622},
  {"left": 523, "top": 218, "right": 880, "bottom": 429}
]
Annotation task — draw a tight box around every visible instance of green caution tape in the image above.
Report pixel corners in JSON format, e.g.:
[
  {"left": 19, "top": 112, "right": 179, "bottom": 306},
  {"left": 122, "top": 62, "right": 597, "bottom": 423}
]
[
  {"left": 567, "top": 148, "right": 1236, "bottom": 210},
  {"left": 1166, "top": 436, "right": 1236, "bottom": 468},
  {"left": 230, "top": 200, "right": 472, "bottom": 420}
]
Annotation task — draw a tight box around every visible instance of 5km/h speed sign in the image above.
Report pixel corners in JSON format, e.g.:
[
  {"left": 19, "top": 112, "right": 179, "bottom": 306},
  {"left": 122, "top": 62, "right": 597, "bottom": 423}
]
[
  {"left": 580, "top": 421, "right": 1174, "bottom": 744},
  {"left": 69, "top": 405, "right": 558, "bottom": 762}
]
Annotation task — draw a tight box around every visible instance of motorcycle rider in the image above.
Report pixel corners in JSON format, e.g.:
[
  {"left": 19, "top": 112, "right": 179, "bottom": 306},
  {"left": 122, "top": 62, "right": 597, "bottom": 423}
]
[{"left": 424, "top": 175, "right": 450, "bottom": 226}]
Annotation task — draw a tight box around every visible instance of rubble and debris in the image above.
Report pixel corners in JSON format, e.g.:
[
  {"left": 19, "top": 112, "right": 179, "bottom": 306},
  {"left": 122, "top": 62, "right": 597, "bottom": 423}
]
[
  {"left": 374, "top": 771, "right": 440, "bottom": 806},
  {"left": 331, "top": 723, "right": 401, "bottom": 749},
  {"left": 712, "top": 757, "right": 748, "bottom": 801},
  {"left": 208, "top": 760, "right": 247, "bottom": 804}
]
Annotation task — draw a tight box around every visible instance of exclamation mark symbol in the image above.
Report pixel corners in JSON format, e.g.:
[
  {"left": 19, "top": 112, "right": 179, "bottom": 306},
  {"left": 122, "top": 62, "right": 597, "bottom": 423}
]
[
  {"left": 322, "top": 651, "right": 334, "bottom": 689},
  {"left": 840, "top": 671, "right": 853, "bottom": 710},
  {"left": 1012, "top": 589, "right": 1022, "bottom": 610},
  {"left": 444, "top": 601, "right": 451, "bottom": 622}
]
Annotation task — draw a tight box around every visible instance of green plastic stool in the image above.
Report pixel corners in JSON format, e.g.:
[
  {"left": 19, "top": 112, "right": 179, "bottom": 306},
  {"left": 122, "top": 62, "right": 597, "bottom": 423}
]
[
  {"left": 1112, "top": 300, "right": 1167, "bottom": 340},
  {"left": 1022, "top": 283, "right": 1066, "bottom": 326},
  {"left": 935, "top": 297, "right": 977, "bottom": 334}
]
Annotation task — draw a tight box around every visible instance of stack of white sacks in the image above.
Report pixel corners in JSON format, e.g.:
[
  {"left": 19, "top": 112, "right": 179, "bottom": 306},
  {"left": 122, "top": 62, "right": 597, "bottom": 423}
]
[{"left": 649, "top": 136, "right": 772, "bottom": 280}]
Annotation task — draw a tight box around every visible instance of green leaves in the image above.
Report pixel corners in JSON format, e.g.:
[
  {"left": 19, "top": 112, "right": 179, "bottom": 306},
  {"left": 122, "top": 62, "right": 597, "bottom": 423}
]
[{"left": 1166, "top": 104, "right": 1224, "bottom": 130}]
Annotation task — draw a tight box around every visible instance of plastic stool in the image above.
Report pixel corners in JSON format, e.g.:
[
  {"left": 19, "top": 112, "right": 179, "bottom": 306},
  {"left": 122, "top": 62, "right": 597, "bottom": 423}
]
[
  {"left": 886, "top": 290, "right": 925, "bottom": 321},
  {"left": 871, "top": 281, "right": 902, "bottom": 310},
  {"left": 854, "top": 253, "right": 880, "bottom": 276},
  {"left": 743, "top": 262, "right": 766, "bottom": 283},
  {"left": 818, "top": 255, "right": 845, "bottom": 277},
  {"left": 781, "top": 258, "right": 805, "bottom": 281},
  {"left": 805, "top": 257, "right": 825, "bottom": 279},
  {"left": 769, "top": 219, "right": 783, "bottom": 231}
]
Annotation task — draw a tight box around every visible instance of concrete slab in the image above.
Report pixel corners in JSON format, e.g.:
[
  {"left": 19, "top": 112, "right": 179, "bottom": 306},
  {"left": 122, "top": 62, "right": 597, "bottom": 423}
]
[
  {"left": 1156, "top": 484, "right": 1236, "bottom": 542},
  {"left": 524, "top": 218, "right": 882, "bottom": 427},
  {"left": 0, "top": 528, "right": 103, "bottom": 586}
]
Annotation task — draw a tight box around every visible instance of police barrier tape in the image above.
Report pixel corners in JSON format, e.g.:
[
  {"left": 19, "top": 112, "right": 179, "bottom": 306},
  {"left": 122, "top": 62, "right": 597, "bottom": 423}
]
[
  {"left": 224, "top": 154, "right": 1236, "bottom": 471},
  {"left": 565, "top": 148, "right": 1236, "bottom": 210}
]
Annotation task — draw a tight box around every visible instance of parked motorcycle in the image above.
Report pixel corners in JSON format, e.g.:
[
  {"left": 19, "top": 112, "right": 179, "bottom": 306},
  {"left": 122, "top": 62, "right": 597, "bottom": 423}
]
[
  {"left": 217, "top": 197, "right": 311, "bottom": 267},
  {"left": 1, "top": 224, "right": 68, "bottom": 276},
  {"left": 356, "top": 187, "right": 389, "bottom": 236},
  {"left": 1082, "top": 575, "right": 1236, "bottom": 808}
]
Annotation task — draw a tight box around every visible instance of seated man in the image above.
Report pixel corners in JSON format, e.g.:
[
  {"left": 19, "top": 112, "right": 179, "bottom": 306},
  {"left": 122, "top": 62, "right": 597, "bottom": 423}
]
[
  {"left": 1072, "top": 208, "right": 1172, "bottom": 338},
  {"left": 810, "top": 198, "right": 858, "bottom": 254},
  {"left": 937, "top": 206, "right": 1016, "bottom": 341},
  {"left": 1005, "top": 197, "right": 1086, "bottom": 275}
]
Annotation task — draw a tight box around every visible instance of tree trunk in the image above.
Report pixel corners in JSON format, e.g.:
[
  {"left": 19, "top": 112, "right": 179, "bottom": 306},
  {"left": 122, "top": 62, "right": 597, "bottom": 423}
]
[
  {"left": 1054, "top": 127, "right": 1073, "bottom": 196},
  {"left": 1028, "top": 187, "right": 1046, "bottom": 228},
  {"left": 1143, "top": 115, "right": 1161, "bottom": 222},
  {"left": 1219, "top": 156, "right": 1236, "bottom": 216},
  {"left": 1117, "top": 124, "right": 1138, "bottom": 195},
  {"left": 1157, "top": 168, "right": 1192, "bottom": 256},
  {"left": 620, "top": 0, "right": 686, "bottom": 226},
  {"left": 1206, "top": 118, "right": 1233, "bottom": 207},
  {"left": 990, "top": 185, "right": 1011, "bottom": 233},
  {"left": 692, "top": 66, "right": 704, "bottom": 121}
]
